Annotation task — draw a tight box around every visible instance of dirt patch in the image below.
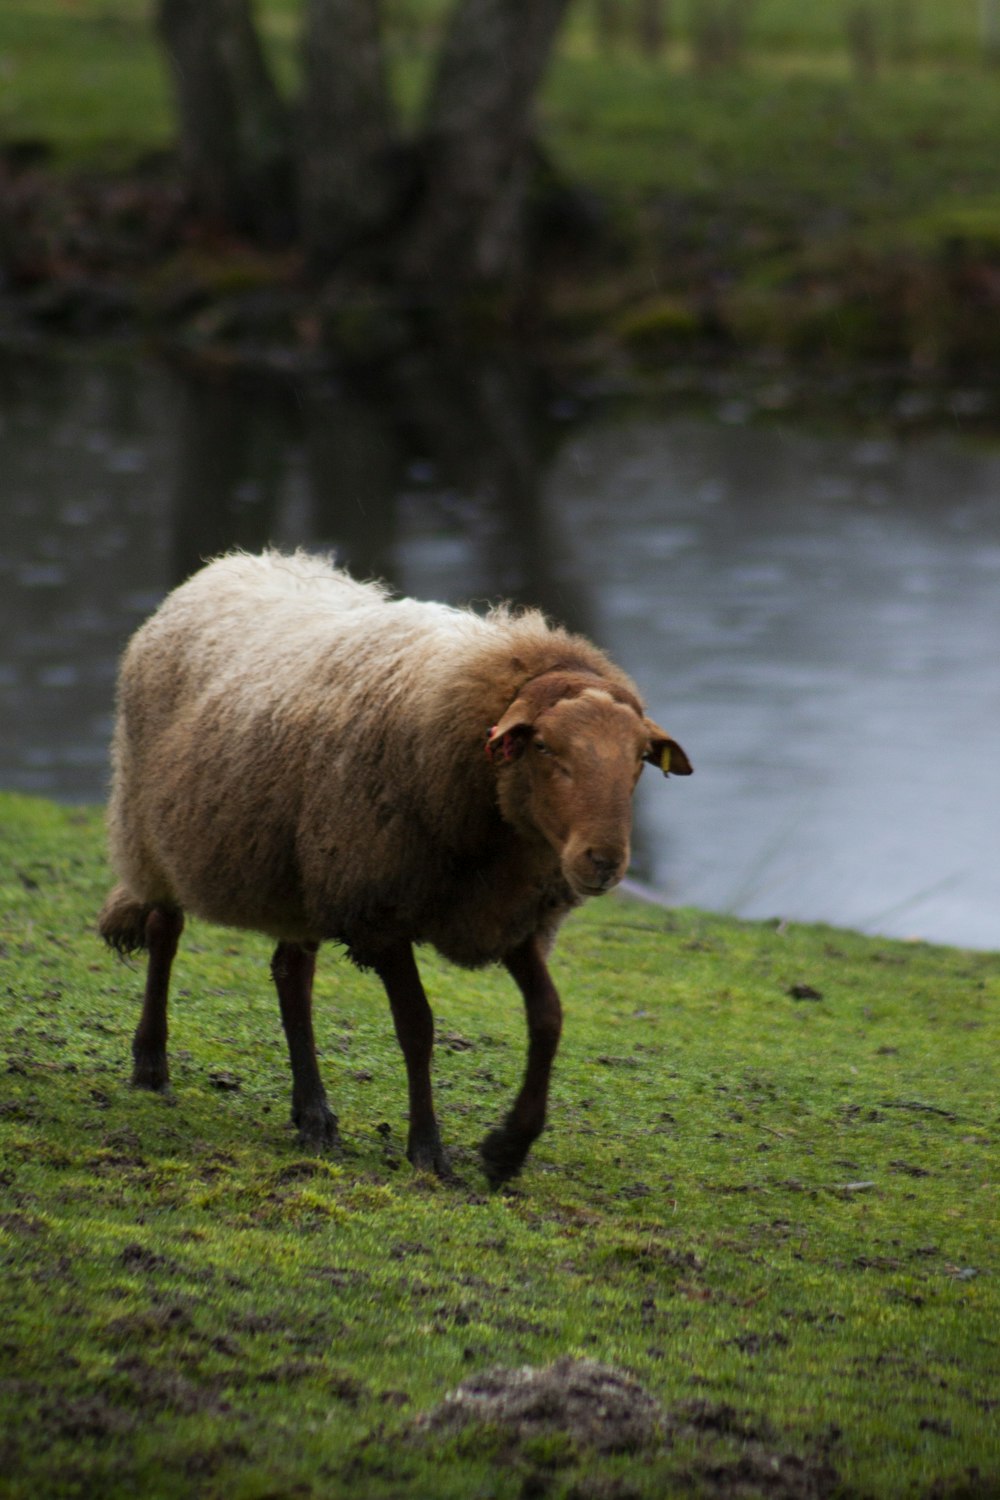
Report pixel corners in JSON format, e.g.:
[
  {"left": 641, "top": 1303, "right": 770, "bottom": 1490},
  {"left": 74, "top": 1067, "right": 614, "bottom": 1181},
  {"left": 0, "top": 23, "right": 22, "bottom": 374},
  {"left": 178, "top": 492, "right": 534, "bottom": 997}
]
[
  {"left": 693, "top": 1449, "right": 841, "bottom": 1499},
  {"left": 674, "top": 1399, "right": 771, "bottom": 1442},
  {"left": 108, "top": 1355, "right": 232, "bottom": 1418},
  {"left": 416, "top": 1358, "right": 664, "bottom": 1456},
  {"left": 0, "top": 1211, "right": 45, "bottom": 1237},
  {"left": 41, "top": 1393, "right": 137, "bottom": 1441},
  {"left": 409, "top": 1360, "right": 843, "bottom": 1498}
]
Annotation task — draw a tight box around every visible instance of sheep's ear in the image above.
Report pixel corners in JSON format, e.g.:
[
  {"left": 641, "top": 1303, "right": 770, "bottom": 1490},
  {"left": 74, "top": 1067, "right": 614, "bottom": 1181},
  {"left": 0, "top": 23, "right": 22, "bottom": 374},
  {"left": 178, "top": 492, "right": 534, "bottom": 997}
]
[
  {"left": 485, "top": 701, "right": 534, "bottom": 764},
  {"left": 643, "top": 720, "right": 692, "bottom": 777}
]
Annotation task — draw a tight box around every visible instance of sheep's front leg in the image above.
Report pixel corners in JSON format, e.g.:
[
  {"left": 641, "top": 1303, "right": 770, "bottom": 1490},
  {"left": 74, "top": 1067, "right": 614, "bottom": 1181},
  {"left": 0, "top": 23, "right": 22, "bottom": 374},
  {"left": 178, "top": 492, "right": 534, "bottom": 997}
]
[
  {"left": 271, "top": 941, "right": 339, "bottom": 1148},
  {"left": 480, "top": 934, "right": 563, "bottom": 1188},
  {"left": 132, "top": 906, "right": 184, "bottom": 1090},
  {"left": 374, "top": 942, "right": 451, "bottom": 1178}
]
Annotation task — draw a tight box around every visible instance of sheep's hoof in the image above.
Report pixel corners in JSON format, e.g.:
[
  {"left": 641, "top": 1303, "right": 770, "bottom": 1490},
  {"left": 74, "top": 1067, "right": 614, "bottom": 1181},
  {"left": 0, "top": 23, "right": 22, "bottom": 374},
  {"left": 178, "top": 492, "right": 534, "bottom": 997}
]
[
  {"left": 408, "top": 1128, "right": 452, "bottom": 1180},
  {"left": 294, "top": 1101, "right": 340, "bottom": 1150},
  {"left": 132, "top": 1052, "right": 169, "bottom": 1091},
  {"left": 479, "top": 1126, "right": 531, "bottom": 1190}
]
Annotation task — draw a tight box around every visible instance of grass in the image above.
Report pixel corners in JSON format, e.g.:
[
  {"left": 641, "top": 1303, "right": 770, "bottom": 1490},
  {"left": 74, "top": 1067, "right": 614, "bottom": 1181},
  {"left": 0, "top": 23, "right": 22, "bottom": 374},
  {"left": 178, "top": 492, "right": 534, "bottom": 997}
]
[
  {"left": 0, "top": 2, "right": 168, "bottom": 170},
  {"left": 1, "top": 790, "right": 997, "bottom": 1497},
  {"left": 4, "top": 0, "right": 998, "bottom": 197}
]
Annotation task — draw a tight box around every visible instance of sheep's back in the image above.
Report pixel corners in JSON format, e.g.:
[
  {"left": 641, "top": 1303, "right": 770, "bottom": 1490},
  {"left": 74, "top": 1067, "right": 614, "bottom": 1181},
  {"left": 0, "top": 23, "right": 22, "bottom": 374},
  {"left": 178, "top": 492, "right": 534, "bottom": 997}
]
[{"left": 107, "top": 551, "right": 501, "bottom": 942}]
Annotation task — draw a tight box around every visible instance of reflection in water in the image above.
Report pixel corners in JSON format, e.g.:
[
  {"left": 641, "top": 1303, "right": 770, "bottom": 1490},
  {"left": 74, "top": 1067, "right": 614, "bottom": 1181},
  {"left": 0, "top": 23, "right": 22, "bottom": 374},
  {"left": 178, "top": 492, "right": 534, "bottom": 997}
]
[
  {"left": 170, "top": 375, "right": 293, "bottom": 582},
  {"left": 1, "top": 352, "right": 998, "bottom": 949},
  {"left": 0, "top": 357, "right": 176, "bottom": 799}
]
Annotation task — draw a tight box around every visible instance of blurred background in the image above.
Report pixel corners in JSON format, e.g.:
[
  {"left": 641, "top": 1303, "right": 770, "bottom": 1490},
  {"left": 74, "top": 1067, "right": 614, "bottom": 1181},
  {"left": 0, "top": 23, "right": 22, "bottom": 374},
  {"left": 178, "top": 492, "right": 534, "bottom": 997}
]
[{"left": 2, "top": 0, "right": 999, "bottom": 947}]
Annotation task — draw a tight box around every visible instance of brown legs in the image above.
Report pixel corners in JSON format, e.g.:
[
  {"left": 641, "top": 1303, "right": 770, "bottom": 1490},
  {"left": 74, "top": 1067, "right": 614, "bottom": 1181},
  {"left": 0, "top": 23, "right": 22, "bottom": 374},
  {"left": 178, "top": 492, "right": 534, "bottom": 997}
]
[
  {"left": 131, "top": 905, "right": 184, "bottom": 1090},
  {"left": 287, "top": 931, "right": 559, "bottom": 1185},
  {"left": 271, "top": 940, "right": 339, "bottom": 1147},
  {"left": 131, "top": 919, "right": 560, "bottom": 1185},
  {"left": 374, "top": 942, "right": 450, "bottom": 1177},
  {"left": 132, "top": 919, "right": 337, "bottom": 1148},
  {"left": 480, "top": 934, "right": 563, "bottom": 1189}
]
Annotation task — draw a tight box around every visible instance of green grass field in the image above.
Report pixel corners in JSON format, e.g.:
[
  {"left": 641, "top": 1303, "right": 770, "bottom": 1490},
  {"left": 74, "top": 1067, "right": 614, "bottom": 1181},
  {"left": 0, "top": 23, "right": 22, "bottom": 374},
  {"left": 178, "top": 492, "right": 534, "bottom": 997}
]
[
  {"left": 4, "top": 0, "right": 999, "bottom": 194},
  {"left": 1, "top": 792, "right": 997, "bottom": 1497}
]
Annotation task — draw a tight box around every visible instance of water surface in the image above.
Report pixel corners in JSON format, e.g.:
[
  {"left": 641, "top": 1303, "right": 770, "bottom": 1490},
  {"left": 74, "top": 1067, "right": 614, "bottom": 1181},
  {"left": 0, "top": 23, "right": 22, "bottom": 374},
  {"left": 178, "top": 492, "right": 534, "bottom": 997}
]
[{"left": 2, "top": 353, "right": 997, "bottom": 949}]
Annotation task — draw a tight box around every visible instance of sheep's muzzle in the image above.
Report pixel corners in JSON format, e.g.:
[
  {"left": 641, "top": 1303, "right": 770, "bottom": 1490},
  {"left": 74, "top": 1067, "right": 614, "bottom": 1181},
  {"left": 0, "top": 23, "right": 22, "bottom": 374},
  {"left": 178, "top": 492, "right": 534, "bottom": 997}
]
[{"left": 561, "top": 837, "right": 631, "bottom": 898}]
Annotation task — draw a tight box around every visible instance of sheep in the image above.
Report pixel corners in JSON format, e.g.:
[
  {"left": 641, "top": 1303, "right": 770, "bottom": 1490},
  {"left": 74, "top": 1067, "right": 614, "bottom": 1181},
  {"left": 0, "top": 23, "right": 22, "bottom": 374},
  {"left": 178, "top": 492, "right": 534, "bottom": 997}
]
[{"left": 98, "top": 549, "right": 691, "bottom": 1185}]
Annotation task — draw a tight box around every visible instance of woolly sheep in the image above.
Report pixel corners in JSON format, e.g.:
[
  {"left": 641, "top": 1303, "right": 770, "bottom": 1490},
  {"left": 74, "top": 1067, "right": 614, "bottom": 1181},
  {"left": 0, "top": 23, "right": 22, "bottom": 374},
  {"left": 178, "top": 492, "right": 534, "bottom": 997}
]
[{"left": 98, "top": 549, "right": 691, "bottom": 1185}]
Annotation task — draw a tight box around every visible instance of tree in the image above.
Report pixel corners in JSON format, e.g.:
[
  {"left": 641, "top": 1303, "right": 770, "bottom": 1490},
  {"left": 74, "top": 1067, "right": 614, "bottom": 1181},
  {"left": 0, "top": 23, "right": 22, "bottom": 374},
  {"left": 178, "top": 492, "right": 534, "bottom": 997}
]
[
  {"left": 157, "top": 0, "right": 293, "bottom": 245},
  {"left": 156, "top": 0, "right": 573, "bottom": 291},
  {"left": 637, "top": 0, "right": 669, "bottom": 59},
  {"left": 984, "top": 0, "right": 1000, "bottom": 67}
]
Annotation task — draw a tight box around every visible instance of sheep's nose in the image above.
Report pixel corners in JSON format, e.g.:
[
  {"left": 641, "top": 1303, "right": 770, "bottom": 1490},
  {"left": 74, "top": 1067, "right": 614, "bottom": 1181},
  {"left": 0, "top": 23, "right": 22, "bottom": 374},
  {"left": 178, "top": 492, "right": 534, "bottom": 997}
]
[{"left": 586, "top": 850, "right": 622, "bottom": 886}]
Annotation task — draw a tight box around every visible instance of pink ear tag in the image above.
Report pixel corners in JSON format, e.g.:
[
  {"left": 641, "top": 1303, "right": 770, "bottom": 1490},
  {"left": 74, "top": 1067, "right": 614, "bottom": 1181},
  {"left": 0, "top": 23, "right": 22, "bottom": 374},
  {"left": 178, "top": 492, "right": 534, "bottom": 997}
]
[{"left": 485, "top": 727, "right": 520, "bottom": 763}]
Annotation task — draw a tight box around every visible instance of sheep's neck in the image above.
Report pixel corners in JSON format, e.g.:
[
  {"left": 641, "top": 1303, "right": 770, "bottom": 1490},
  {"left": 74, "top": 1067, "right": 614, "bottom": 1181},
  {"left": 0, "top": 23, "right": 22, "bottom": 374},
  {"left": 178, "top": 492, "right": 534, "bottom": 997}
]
[{"left": 419, "top": 829, "right": 576, "bottom": 969}]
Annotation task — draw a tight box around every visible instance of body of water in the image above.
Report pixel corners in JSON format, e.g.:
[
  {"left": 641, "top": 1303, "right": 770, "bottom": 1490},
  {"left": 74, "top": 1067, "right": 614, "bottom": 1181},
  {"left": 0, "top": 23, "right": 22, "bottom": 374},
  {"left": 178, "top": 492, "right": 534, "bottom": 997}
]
[{"left": 2, "top": 352, "right": 997, "bottom": 949}]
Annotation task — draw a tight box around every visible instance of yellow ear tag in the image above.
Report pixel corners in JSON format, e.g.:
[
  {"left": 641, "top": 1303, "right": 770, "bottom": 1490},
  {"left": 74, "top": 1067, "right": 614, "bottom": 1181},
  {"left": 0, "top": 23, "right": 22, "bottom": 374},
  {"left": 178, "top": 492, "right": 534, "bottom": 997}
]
[{"left": 659, "top": 745, "right": 672, "bottom": 774}]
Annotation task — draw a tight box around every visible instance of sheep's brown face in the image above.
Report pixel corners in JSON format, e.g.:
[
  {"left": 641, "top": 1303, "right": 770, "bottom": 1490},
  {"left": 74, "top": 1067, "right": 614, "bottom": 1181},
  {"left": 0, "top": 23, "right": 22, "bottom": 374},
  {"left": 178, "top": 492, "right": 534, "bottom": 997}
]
[{"left": 487, "top": 678, "right": 691, "bottom": 899}]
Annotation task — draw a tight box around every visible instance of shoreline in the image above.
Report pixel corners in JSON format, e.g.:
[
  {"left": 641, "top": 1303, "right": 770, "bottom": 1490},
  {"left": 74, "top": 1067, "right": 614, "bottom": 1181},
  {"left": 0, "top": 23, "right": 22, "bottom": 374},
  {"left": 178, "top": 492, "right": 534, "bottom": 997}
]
[{"left": 2, "top": 791, "right": 995, "bottom": 957}]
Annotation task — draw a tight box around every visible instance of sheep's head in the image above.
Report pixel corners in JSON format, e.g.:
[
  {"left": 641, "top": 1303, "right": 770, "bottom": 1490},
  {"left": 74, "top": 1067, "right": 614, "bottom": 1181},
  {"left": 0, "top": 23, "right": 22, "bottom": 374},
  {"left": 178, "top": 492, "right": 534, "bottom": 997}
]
[{"left": 486, "top": 672, "right": 691, "bottom": 899}]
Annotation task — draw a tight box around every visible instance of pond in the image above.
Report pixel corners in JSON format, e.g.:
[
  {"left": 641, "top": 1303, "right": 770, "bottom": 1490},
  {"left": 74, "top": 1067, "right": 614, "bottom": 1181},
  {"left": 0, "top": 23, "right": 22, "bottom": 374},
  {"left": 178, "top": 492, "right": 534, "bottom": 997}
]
[{"left": 2, "top": 351, "right": 998, "bottom": 950}]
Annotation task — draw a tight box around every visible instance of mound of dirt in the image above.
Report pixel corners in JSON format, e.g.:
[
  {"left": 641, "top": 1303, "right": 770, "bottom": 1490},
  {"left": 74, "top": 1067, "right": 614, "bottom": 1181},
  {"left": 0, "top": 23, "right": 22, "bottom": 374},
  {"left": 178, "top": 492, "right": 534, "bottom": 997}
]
[
  {"left": 410, "top": 1361, "right": 843, "bottom": 1498},
  {"left": 416, "top": 1357, "right": 665, "bottom": 1455}
]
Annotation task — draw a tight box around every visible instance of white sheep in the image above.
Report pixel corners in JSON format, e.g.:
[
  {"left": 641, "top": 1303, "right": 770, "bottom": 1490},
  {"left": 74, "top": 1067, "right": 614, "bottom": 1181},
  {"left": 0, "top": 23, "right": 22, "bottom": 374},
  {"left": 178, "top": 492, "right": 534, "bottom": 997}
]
[{"left": 99, "top": 549, "right": 691, "bottom": 1184}]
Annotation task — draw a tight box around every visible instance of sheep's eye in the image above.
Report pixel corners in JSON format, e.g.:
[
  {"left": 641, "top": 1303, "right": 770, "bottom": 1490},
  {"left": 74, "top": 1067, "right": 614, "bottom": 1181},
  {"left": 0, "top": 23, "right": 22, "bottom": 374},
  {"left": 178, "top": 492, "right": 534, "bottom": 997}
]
[{"left": 533, "top": 738, "right": 550, "bottom": 754}]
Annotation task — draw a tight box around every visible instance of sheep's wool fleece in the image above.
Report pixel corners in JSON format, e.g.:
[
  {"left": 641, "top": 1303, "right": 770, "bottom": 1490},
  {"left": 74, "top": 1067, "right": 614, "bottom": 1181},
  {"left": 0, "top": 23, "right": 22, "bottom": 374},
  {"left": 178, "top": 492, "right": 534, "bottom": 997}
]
[{"left": 106, "top": 549, "right": 644, "bottom": 967}]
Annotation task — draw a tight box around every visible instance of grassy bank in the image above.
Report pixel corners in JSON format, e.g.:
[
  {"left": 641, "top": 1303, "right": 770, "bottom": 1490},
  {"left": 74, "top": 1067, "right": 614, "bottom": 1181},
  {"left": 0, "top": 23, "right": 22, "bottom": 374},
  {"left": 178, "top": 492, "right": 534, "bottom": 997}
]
[
  {"left": 1, "top": 791, "right": 997, "bottom": 1497},
  {"left": 4, "top": 3, "right": 1000, "bottom": 365}
]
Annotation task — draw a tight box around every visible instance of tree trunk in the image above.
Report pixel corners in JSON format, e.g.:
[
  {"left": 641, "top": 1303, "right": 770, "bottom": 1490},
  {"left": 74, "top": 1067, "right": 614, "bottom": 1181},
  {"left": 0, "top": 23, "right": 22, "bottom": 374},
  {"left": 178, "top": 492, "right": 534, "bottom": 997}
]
[
  {"left": 983, "top": 0, "right": 1000, "bottom": 66},
  {"left": 299, "top": 0, "right": 400, "bottom": 270},
  {"left": 595, "top": 0, "right": 626, "bottom": 54},
  {"left": 845, "top": 2, "right": 879, "bottom": 80},
  {"left": 157, "top": 0, "right": 573, "bottom": 294},
  {"left": 396, "top": 0, "right": 572, "bottom": 289},
  {"left": 157, "top": 0, "right": 293, "bottom": 243},
  {"left": 637, "top": 0, "right": 669, "bottom": 58}
]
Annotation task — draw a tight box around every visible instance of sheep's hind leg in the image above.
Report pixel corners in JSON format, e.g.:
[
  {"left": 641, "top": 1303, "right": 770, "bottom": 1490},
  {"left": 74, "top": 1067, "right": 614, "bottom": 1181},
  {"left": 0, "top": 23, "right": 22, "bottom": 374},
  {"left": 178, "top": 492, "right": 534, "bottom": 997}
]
[
  {"left": 480, "top": 934, "right": 563, "bottom": 1189},
  {"left": 272, "top": 941, "right": 340, "bottom": 1148},
  {"left": 132, "top": 906, "right": 184, "bottom": 1090},
  {"left": 374, "top": 942, "right": 451, "bottom": 1178}
]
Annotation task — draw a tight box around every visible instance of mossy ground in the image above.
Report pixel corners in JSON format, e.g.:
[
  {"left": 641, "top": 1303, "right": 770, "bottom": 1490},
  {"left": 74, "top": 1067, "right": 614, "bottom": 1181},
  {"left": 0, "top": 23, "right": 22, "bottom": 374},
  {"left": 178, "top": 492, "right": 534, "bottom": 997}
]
[{"left": 1, "top": 791, "right": 997, "bottom": 1497}]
